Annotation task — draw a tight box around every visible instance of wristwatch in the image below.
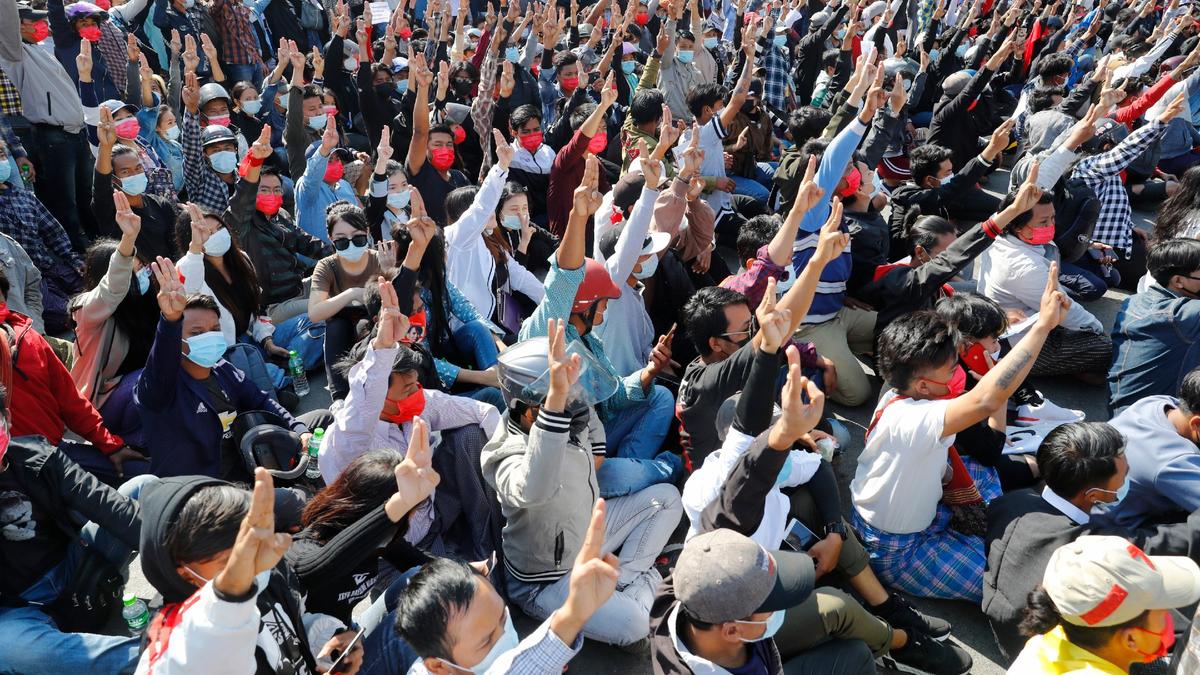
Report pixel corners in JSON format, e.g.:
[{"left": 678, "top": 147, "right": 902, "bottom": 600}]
[{"left": 824, "top": 521, "right": 847, "bottom": 541}]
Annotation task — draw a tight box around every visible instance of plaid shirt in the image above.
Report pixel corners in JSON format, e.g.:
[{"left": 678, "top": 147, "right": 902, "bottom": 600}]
[
  {"left": 1072, "top": 120, "right": 1167, "bottom": 255},
  {"left": 209, "top": 0, "right": 262, "bottom": 66},
  {"left": 181, "top": 111, "right": 233, "bottom": 212},
  {"left": 759, "top": 39, "right": 791, "bottom": 113},
  {"left": 0, "top": 66, "right": 21, "bottom": 116},
  {"left": 0, "top": 187, "right": 82, "bottom": 273}
]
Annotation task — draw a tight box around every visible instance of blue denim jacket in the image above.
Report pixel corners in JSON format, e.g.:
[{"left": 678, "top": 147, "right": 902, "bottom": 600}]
[{"left": 1109, "top": 284, "right": 1200, "bottom": 414}]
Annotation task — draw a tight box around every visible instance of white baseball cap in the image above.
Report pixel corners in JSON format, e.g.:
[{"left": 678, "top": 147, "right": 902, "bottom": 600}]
[{"left": 1044, "top": 535, "right": 1200, "bottom": 628}]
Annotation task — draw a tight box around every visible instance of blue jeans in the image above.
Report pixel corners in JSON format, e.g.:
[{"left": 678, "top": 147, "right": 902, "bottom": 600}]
[
  {"left": 272, "top": 313, "right": 326, "bottom": 371},
  {"left": 1059, "top": 261, "right": 1111, "bottom": 302},
  {"left": 597, "top": 385, "right": 683, "bottom": 498},
  {"left": 731, "top": 175, "right": 771, "bottom": 202},
  {"left": 223, "top": 63, "right": 263, "bottom": 86},
  {"left": 451, "top": 319, "right": 500, "bottom": 369},
  {"left": 0, "top": 475, "right": 153, "bottom": 675},
  {"left": 359, "top": 570, "right": 422, "bottom": 675},
  {"left": 754, "top": 161, "right": 778, "bottom": 186}
]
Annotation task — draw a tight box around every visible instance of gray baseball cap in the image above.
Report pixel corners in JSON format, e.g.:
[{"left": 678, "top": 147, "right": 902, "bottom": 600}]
[{"left": 674, "top": 529, "right": 815, "bottom": 623}]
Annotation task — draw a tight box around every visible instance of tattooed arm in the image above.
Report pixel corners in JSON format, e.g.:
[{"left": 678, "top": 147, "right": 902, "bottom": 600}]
[{"left": 942, "top": 262, "right": 1072, "bottom": 438}]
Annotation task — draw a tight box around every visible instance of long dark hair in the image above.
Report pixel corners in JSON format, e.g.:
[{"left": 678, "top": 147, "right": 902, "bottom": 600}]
[
  {"left": 175, "top": 210, "right": 264, "bottom": 323},
  {"left": 301, "top": 449, "right": 407, "bottom": 543},
  {"left": 77, "top": 239, "right": 159, "bottom": 374},
  {"left": 392, "top": 225, "right": 450, "bottom": 350},
  {"left": 1019, "top": 586, "right": 1148, "bottom": 649},
  {"left": 1154, "top": 166, "right": 1200, "bottom": 243}
]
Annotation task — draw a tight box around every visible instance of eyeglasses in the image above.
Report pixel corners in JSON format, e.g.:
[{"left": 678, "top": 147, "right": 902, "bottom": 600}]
[
  {"left": 719, "top": 316, "right": 758, "bottom": 340},
  {"left": 332, "top": 234, "right": 370, "bottom": 251}
]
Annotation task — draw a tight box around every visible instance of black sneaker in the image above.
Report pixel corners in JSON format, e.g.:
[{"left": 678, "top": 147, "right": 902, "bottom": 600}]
[
  {"left": 887, "top": 631, "right": 972, "bottom": 675},
  {"left": 873, "top": 593, "right": 952, "bottom": 641}
]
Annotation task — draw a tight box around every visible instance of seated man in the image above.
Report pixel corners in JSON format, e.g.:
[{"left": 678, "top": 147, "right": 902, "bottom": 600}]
[
  {"left": 520, "top": 157, "right": 681, "bottom": 498},
  {"left": 984, "top": 422, "right": 1200, "bottom": 660},
  {"left": 1109, "top": 238, "right": 1200, "bottom": 414},
  {"left": 851, "top": 266, "right": 1070, "bottom": 603},
  {"left": 0, "top": 391, "right": 149, "bottom": 674},
  {"left": 484, "top": 320, "right": 683, "bottom": 648},
  {"left": 0, "top": 269, "right": 146, "bottom": 485},
  {"left": 394, "top": 500, "right": 618, "bottom": 674},
  {"left": 134, "top": 258, "right": 324, "bottom": 479},
  {"left": 1107, "top": 367, "right": 1200, "bottom": 529}
]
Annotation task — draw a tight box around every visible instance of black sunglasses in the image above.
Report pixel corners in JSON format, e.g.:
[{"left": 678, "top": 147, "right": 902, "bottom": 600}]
[{"left": 332, "top": 234, "right": 370, "bottom": 251}]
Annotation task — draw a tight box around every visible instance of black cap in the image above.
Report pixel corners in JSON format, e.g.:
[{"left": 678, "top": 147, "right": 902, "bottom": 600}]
[{"left": 17, "top": 2, "right": 49, "bottom": 20}]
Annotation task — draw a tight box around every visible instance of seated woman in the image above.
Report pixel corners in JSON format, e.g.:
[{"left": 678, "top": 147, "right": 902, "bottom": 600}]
[
  {"left": 309, "top": 201, "right": 391, "bottom": 400},
  {"left": 230, "top": 80, "right": 267, "bottom": 142},
  {"left": 364, "top": 141, "right": 412, "bottom": 242},
  {"left": 443, "top": 135, "right": 545, "bottom": 339},
  {"left": 977, "top": 192, "right": 1113, "bottom": 385},
  {"left": 176, "top": 204, "right": 305, "bottom": 397},
  {"left": 70, "top": 193, "right": 160, "bottom": 448}
]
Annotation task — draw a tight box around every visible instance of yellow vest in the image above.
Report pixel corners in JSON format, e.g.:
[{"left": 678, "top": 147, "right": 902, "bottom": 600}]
[{"left": 1006, "top": 626, "right": 1126, "bottom": 675}]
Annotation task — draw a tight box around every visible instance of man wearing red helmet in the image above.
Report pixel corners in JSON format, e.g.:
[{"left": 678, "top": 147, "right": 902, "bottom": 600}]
[{"left": 518, "top": 155, "right": 683, "bottom": 499}]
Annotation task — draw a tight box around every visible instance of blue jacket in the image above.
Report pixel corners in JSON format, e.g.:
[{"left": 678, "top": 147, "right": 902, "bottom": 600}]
[
  {"left": 1108, "top": 395, "right": 1200, "bottom": 529},
  {"left": 1109, "top": 285, "right": 1200, "bottom": 414},
  {"left": 134, "top": 315, "right": 302, "bottom": 477}
]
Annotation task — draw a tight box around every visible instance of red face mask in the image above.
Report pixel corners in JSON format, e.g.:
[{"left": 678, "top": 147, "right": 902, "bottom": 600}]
[
  {"left": 29, "top": 20, "right": 49, "bottom": 42},
  {"left": 403, "top": 310, "right": 427, "bottom": 344},
  {"left": 94, "top": 0, "right": 112, "bottom": 9},
  {"left": 323, "top": 160, "right": 345, "bottom": 183},
  {"left": 519, "top": 131, "right": 543, "bottom": 152},
  {"left": 836, "top": 166, "right": 862, "bottom": 198},
  {"left": 115, "top": 118, "right": 141, "bottom": 140},
  {"left": 256, "top": 193, "right": 284, "bottom": 216},
  {"left": 78, "top": 25, "right": 102, "bottom": 42},
  {"left": 560, "top": 75, "right": 580, "bottom": 92},
  {"left": 1134, "top": 613, "right": 1175, "bottom": 662},
  {"left": 924, "top": 365, "right": 967, "bottom": 399},
  {"left": 383, "top": 386, "right": 426, "bottom": 425},
  {"left": 430, "top": 147, "right": 456, "bottom": 171},
  {"left": 1026, "top": 223, "right": 1055, "bottom": 246},
  {"left": 206, "top": 114, "right": 231, "bottom": 127},
  {"left": 399, "top": 27, "right": 413, "bottom": 39},
  {"left": 588, "top": 133, "right": 608, "bottom": 155},
  {"left": 635, "top": 12, "right": 649, "bottom": 24},
  {"left": 452, "top": 125, "right": 466, "bottom": 145}
]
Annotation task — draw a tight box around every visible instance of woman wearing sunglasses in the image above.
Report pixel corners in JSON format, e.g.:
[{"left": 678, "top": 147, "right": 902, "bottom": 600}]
[{"left": 309, "top": 201, "right": 394, "bottom": 399}]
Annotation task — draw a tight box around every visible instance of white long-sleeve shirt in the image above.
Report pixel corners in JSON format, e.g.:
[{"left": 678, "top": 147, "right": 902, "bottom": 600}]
[
  {"left": 178, "top": 251, "right": 275, "bottom": 346},
  {"left": 593, "top": 185, "right": 659, "bottom": 376},
  {"left": 976, "top": 235, "right": 1104, "bottom": 337},
  {"left": 444, "top": 165, "right": 545, "bottom": 327}
]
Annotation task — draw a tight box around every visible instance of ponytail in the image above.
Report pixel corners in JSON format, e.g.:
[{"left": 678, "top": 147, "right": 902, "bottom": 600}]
[{"left": 1019, "top": 586, "right": 1149, "bottom": 650}]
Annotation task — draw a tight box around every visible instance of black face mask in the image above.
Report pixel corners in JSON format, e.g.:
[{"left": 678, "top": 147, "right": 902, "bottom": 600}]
[
  {"left": 452, "top": 80, "right": 473, "bottom": 97},
  {"left": 741, "top": 101, "right": 758, "bottom": 116},
  {"left": 374, "top": 83, "right": 394, "bottom": 99}
]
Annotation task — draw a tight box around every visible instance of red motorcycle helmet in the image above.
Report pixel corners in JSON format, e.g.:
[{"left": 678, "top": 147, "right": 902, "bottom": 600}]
[{"left": 571, "top": 259, "right": 621, "bottom": 313}]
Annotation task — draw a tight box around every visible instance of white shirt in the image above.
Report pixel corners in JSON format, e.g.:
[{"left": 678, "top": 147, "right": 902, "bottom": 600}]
[
  {"left": 850, "top": 391, "right": 953, "bottom": 534},
  {"left": 977, "top": 235, "right": 1104, "bottom": 338},
  {"left": 676, "top": 116, "right": 731, "bottom": 219},
  {"left": 1041, "top": 485, "right": 1090, "bottom": 525}
]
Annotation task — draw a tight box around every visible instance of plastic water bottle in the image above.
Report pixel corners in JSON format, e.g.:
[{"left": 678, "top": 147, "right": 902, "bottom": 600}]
[
  {"left": 305, "top": 428, "right": 324, "bottom": 480},
  {"left": 122, "top": 594, "right": 150, "bottom": 634},
  {"left": 288, "top": 350, "right": 309, "bottom": 397}
]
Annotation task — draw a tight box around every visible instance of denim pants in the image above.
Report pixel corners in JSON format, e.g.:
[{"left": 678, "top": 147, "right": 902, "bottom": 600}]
[
  {"left": 358, "top": 569, "right": 422, "bottom": 675},
  {"left": 28, "top": 125, "right": 95, "bottom": 249},
  {"left": 223, "top": 63, "right": 263, "bottom": 86},
  {"left": 731, "top": 175, "right": 772, "bottom": 202},
  {"left": 451, "top": 319, "right": 500, "bottom": 369},
  {"left": 506, "top": 483, "right": 683, "bottom": 646},
  {"left": 97, "top": 370, "right": 144, "bottom": 449},
  {"left": 272, "top": 313, "right": 326, "bottom": 371},
  {"left": 0, "top": 475, "right": 154, "bottom": 675},
  {"left": 1059, "top": 261, "right": 1112, "bottom": 302},
  {"left": 598, "top": 385, "right": 683, "bottom": 498}
]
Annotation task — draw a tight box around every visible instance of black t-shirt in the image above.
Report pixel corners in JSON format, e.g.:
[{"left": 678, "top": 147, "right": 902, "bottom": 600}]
[
  {"left": 677, "top": 346, "right": 759, "bottom": 468},
  {"left": 198, "top": 376, "right": 241, "bottom": 480},
  {"left": 407, "top": 161, "right": 468, "bottom": 226},
  {"left": 0, "top": 469, "right": 71, "bottom": 597}
]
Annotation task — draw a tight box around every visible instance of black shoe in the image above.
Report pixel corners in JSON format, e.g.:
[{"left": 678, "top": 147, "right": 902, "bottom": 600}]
[
  {"left": 887, "top": 632, "right": 972, "bottom": 675},
  {"left": 873, "top": 593, "right": 952, "bottom": 641}
]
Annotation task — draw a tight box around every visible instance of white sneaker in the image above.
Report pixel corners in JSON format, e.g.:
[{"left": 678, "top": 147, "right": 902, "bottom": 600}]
[{"left": 1015, "top": 397, "right": 1085, "bottom": 426}]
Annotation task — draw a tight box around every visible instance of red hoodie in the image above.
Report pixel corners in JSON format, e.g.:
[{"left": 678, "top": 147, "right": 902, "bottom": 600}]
[{"left": 3, "top": 309, "right": 123, "bottom": 454}]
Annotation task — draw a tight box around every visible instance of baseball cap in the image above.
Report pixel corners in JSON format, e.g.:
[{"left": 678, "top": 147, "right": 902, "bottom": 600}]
[
  {"left": 598, "top": 226, "right": 669, "bottom": 263},
  {"left": 1044, "top": 535, "right": 1200, "bottom": 628},
  {"left": 674, "top": 529, "right": 815, "bottom": 624},
  {"left": 392, "top": 57, "right": 410, "bottom": 73},
  {"left": 100, "top": 99, "right": 137, "bottom": 117},
  {"left": 579, "top": 22, "right": 594, "bottom": 37},
  {"left": 17, "top": 2, "right": 49, "bottom": 20}
]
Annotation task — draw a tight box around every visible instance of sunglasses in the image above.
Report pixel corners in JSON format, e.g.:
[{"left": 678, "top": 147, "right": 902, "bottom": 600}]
[{"left": 332, "top": 234, "right": 370, "bottom": 251}]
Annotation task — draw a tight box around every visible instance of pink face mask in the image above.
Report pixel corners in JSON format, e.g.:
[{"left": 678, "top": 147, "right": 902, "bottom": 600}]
[
  {"left": 1026, "top": 224, "right": 1055, "bottom": 246},
  {"left": 114, "top": 118, "right": 141, "bottom": 139}
]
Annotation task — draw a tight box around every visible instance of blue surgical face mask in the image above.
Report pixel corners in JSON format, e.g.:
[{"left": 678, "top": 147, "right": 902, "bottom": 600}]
[
  {"left": 0, "top": 160, "right": 9, "bottom": 184},
  {"left": 439, "top": 612, "right": 519, "bottom": 673},
  {"left": 622, "top": 60, "right": 637, "bottom": 74},
  {"left": 677, "top": 49, "right": 694, "bottom": 64},
  {"left": 209, "top": 150, "right": 238, "bottom": 174},
  {"left": 1089, "top": 474, "right": 1131, "bottom": 515},
  {"left": 136, "top": 266, "right": 151, "bottom": 295},
  {"left": 387, "top": 190, "right": 411, "bottom": 209},
  {"left": 501, "top": 214, "right": 524, "bottom": 230},
  {"left": 939, "top": 174, "right": 953, "bottom": 186},
  {"left": 505, "top": 46, "right": 520, "bottom": 63},
  {"left": 774, "top": 455, "right": 793, "bottom": 487},
  {"left": 119, "top": 172, "right": 148, "bottom": 196},
  {"left": 241, "top": 99, "right": 262, "bottom": 115},
  {"left": 307, "top": 115, "right": 327, "bottom": 130},
  {"left": 396, "top": 79, "right": 409, "bottom": 94},
  {"left": 929, "top": 49, "right": 940, "bottom": 62},
  {"left": 836, "top": 28, "right": 846, "bottom": 40},
  {"left": 773, "top": 34, "right": 787, "bottom": 48},
  {"left": 337, "top": 240, "right": 368, "bottom": 262},
  {"left": 955, "top": 44, "right": 968, "bottom": 59},
  {"left": 277, "top": 96, "right": 289, "bottom": 111},
  {"left": 633, "top": 253, "right": 658, "bottom": 279},
  {"left": 704, "top": 36, "right": 719, "bottom": 49},
  {"left": 185, "top": 330, "right": 228, "bottom": 368},
  {"left": 204, "top": 228, "right": 232, "bottom": 257},
  {"left": 736, "top": 611, "right": 785, "bottom": 642},
  {"left": 163, "top": 124, "right": 181, "bottom": 141}
]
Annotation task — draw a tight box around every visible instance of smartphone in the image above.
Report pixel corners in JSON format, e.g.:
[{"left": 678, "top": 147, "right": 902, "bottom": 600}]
[
  {"left": 316, "top": 627, "right": 366, "bottom": 674},
  {"left": 782, "top": 518, "right": 819, "bottom": 552}
]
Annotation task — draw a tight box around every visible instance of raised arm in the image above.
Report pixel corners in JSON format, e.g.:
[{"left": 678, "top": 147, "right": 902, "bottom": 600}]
[{"left": 405, "top": 51, "right": 433, "bottom": 175}]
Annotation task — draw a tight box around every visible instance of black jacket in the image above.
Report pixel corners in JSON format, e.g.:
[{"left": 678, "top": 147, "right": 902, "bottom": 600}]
[
  {"left": 983, "top": 488, "right": 1200, "bottom": 661},
  {"left": 929, "top": 66, "right": 999, "bottom": 170},
  {"left": 0, "top": 436, "right": 141, "bottom": 604},
  {"left": 886, "top": 153, "right": 995, "bottom": 257}
]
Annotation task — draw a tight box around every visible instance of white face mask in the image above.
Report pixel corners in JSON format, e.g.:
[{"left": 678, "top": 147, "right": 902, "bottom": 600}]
[
  {"left": 735, "top": 611, "right": 785, "bottom": 642},
  {"left": 439, "top": 611, "right": 519, "bottom": 673},
  {"left": 204, "top": 228, "right": 232, "bottom": 257},
  {"left": 634, "top": 253, "right": 659, "bottom": 279}
]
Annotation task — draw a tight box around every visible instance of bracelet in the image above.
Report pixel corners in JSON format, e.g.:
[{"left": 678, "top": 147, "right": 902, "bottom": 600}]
[{"left": 982, "top": 218, "right": 1002, "bottom": 239}]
